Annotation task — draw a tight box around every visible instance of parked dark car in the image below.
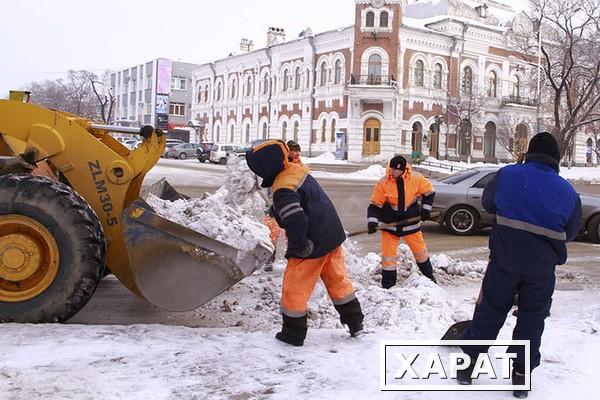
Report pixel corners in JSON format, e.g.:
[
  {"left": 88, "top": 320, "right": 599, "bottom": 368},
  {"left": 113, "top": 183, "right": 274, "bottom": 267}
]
[
  {"left": 432, "top": 166, "right": 600, "bottom": 243},
  {"left": 196, "top": 142, "right": 215, "bottom": 163}
]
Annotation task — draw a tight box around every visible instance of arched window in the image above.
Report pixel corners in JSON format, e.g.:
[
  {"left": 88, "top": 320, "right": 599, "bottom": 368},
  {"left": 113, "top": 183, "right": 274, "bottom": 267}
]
[
  {"left": 216, "top": 125, "right": 220, "bottom": 142},
  {"left": 263, "top": 74, "right": 269, "bottom": 95},
  {"left": 334, "top": 59, "right": 342, "bottom": 84},
  {"left": 366, "top": 11, "right": 375, "bottom": 27},
  {"left": 433, "top": 63, "right": 443, "bottom": 89},
  {"left": 273, "top": 76, "right": 278, "bottom": 93},
  {"left": 484, "top": 122, "right": 496, "bottom": 158},
  {"left": 330, "top": 119, "right": 336, "bottom": 142},
  {"left": 512, "top": 75, "right": 521, "bottom": 98},
  {"left": 230, "top": 79, "right": 237, "bottom": 99},
  {"left": 245, "top": 124, "right": 250, "bottom": 143},
  {"left": 488, "top": 71, "right": 497, "bottom": 97},
  {"left": 380, "top": 11, "right": 389, "bottom": 28},
  {"left": 204, "top": 87, "right": 209, "bottom": 102},
  {"left": 368, "top": 54, "right": 382, "bottom": 84},
  {"left": 462, "top": 66, "right": 473, "bottom": 94},
  {"left": 321, "top": 119, "right": 327, "bottom": 142},
  {"left": 216, "top": 83, "right": 222, "bottom": 101},
  {"left": 294, "top": 67, "right": 301, "bottom": 90},
  {"left": 414, "top": 60, "right": 424, "bottom": 87},
  {"left": 197, "top": 90, "right": 202, "bottom": 103},
  {"left": 262, "top": 122, "right": 268, "bottom": 139},
  {"left": 320, "top": 62, "right": 327, "bottom": 86},
  {"left": 230, "top": 125, "right": 235, "bottom": 142},
  {"left": 293, "top": 121, "right": 299, "bottom": 142},
  {"left": 283, "top": 70, "right": 289, "bottom": 91},
  {"left": 246, "top": 76, "right": 253, "bottom": 97},
  {"left": 282, "top": 121, "right": 287, "bottom": 141},
  {"left": 306, "top": 69, "right": 311, "bottom": 88}
]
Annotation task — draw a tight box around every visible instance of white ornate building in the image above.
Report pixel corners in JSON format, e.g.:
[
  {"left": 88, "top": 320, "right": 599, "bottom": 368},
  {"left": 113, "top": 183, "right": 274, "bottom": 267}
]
[{"left": 190, "top": 0, "right": 580, "bottom": 163}]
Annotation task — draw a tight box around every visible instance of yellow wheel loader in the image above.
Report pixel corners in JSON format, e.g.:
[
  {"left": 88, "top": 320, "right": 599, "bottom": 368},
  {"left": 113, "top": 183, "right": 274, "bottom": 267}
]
[{"left": 0, "top": 91, "right": 271, "bottom": 323}]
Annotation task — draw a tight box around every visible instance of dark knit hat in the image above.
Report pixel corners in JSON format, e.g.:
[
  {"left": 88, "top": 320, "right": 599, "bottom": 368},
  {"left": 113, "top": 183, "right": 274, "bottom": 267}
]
[
  {"left": 287, "top": 140, "right": 301, "bottom": 152},
  {"left": 527, "top": 132, "right": 560, "bottom": 162},
  {"left": 389, "top": 155, "right": 407, "bottom": 170}
]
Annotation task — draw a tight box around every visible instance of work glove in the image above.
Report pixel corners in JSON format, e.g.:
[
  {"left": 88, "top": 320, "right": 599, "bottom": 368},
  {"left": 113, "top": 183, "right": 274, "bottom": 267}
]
[
  {"left": 421, "top": 208, "right": 431, "bottom": 221},
  {"left": 292, "top": 239, "right": 314, "bottom": 258},
  {"left": 367, "top": 222, "right": 378, "bottom": 234}
]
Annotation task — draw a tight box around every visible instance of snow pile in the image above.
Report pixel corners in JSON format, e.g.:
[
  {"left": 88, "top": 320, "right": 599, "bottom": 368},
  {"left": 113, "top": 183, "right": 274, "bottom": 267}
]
[
  {"left": 146, "top": 156, "right": 272, "bottom": 253},
  {"left": 303, "top": 151, "right": 343, "bottom": 164}
]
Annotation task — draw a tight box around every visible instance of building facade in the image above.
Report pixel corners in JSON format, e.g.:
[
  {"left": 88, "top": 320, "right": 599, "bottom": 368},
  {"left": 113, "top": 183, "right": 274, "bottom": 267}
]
[
  {"left": 110, "top": 59, "right": 199, "bottom": 141},
  {"left": 189, "top": 0, "right": 552, "bottom": 162}
]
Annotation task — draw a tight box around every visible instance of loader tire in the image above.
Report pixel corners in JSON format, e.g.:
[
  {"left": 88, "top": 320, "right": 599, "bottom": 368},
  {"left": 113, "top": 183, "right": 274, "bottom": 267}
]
[{"left": 0, "top": 174, "right": 106, "bottom": 323}]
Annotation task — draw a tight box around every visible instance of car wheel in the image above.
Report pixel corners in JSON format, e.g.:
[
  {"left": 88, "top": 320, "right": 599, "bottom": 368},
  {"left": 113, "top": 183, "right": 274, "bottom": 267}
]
[
  {"left": 588, "top": 214, "right": 600, "bottom": 243},
  {"left": 219, "top": 157, "right": 227, "bottom": 165},
  {"left": 445, "top": 206, "right": 480, "bottom": 235},
  {"left": 179, "top": 153, "right": 187, "bottom": 160}
]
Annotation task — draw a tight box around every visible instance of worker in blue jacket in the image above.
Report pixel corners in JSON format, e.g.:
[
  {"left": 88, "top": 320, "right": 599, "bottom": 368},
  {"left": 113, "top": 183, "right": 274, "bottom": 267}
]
[{"left": 457, "top": 132, "right": 582, "bottom": 398}]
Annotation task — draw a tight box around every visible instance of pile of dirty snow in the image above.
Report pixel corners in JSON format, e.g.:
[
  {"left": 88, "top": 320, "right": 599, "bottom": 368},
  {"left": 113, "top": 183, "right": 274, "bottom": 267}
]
[{"left": 146, "top": 156, "right": 272, "bottom": 253}]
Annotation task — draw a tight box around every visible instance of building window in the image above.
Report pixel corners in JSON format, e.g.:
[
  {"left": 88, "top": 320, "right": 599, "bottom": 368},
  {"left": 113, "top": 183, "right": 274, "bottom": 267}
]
[
  {"left": 216, "top": 125, "right": 220, "bottom": 142},
  {"left": 263, "top": 75, "right": 269, "bottom": 95},
  {"left": 204, "top": 87, "right": 209, "bottom": 102},
  {"left": 366, "top": 11, "right": 375, "bottom": 27},
  {"left": 433, "top": 63, "right": 443, "bottom": 89},
  {"left": 321, "top": 119, "right": 327, "bottom": 142},
  {"left": 216, "top": 83, "right": 222, "bottom": 101},
  {"left": 334, "top": 59, "right": 342, "bottom": 84},
  {"left": 368, "top": 54, "right": 382, "bottom": 79},
  {"left": 306, "top": 69, "right": 311, "bottom": 88},
  {"left": 462, "top": 66, "right": 473, "bottom": 94},
  {"left": 246, "top": 76, "right": 253, "bottom": 97},
  {"left": 293, "top": 121, "right": 299, "bottom": 142},
  {"left": 245, "top": 124, "right": 250, "bottom": 143},
  {"left": 295, "top": 67, "right": 301, "bottom": 90},
  {"left": 414, "top": 60, "right": 424, "bottom": 87},
  {"left": 262, "top": 122, "right": 268, "bottom": 139},
  {"left": 320, "top": 62, "right": 327, "bottom": 86},
  {"left": 230, "top": 80, "right": 237, "bottom": 99},
  {"left": 169, "top": 102, "right": 185, "bottom": 116},
  {"left": 380, "top": 11, "right": 389, "bottom": 28},
  {"left": 282, "top": 121, "right": 287, "bottom": 141},
  {"left": 197, "top": 90, "right": 202, "bottom": 103},
  {"left": 283, "top": 70, "right": 289, "bottom": 91},
  {"left": 512, "top": 75, "right": 521, "bottom": 98},
  {"left": 171, "top": 76, "right": 187, "bottom": 91},
  {"left": 330, "top": 119, "right": 336, "bottom": 142},
  {"left": 487, "top": 71, "right": 497, "bottom": 97},
  {"left": 230, "top": 125, "right": 235, "bottom": 142}
]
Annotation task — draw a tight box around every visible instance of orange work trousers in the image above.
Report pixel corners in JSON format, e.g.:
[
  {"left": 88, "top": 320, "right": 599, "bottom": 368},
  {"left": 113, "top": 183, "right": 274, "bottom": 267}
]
[
  {"left": 381, "top": 230, "right": 429, "bottom": 271},
  {"left": 281, "top": 246, "right": 356, "bottom": 317}
]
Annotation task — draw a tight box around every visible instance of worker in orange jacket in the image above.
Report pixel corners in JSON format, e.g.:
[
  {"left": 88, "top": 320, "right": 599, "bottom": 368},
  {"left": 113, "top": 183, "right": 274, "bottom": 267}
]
[
  {"left": 286, "top": 140, "right": 305, "bottom": 166},
  {"left": 246, "top": 140, "right": 364, "bottom": 346},
  {"left": 367, "top": 155, "right": 437, "bottom": 287}
]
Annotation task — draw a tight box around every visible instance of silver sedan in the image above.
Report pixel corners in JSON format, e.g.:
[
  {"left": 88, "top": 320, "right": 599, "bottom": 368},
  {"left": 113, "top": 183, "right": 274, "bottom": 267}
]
[{"left": 432, "top": 166, "right": 600, "bottom": 243}]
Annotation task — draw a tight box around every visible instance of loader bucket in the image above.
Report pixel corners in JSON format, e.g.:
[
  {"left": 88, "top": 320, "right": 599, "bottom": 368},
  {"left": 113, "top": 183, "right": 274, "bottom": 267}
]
[{"left": 121, "top": 181, "right": 272, "bottom": 312}]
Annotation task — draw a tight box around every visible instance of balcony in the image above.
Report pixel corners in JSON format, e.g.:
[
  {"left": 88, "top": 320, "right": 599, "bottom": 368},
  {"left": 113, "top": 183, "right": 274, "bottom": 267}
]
[
  {"left": 502, "top": 95, "right": 538, "bottom": 107},
  {"left": 350, "top": 74, "right": 397, "bottom": 87}
]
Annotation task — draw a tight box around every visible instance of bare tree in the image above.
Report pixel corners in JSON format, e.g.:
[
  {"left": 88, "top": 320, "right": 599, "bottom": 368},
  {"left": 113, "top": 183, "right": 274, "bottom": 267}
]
[
  {"left": 446, "top": 85, "right": 487, "bottom": 161},
  {"left": 91, "top": 72, "right": 116, "bottom": 124},
  {"left": 522, "top": 0, "right": 600, "bottom": 157}
]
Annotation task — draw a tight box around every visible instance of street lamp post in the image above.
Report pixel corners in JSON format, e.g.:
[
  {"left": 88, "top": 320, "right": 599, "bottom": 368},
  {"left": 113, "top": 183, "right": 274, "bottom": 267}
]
[{"left": 535, "top": 17, "right": 542, "bottom": 134}]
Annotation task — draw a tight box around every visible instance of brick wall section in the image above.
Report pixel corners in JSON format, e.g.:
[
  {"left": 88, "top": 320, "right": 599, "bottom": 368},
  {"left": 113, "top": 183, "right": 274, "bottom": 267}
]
[
  {"left": 243, "top": 107, "right": 252, "bottom": 120},
  {"left": 315, "top": 48, "right": 352, "bottom": 83},
  {"left": 364, "top": 103, "right": 384, "bottom": 113},
  {"left": 352, "top": 3, "right": 401, "bottom": 78},
  {"left": 403, "top": 101, "right": 445, "bottom": 121},
  {"left": 312, "top": 96, "right": 349, "bottom": 119},
  {"left": 259, "top": 106, "right": 269, "bottom": 119}
]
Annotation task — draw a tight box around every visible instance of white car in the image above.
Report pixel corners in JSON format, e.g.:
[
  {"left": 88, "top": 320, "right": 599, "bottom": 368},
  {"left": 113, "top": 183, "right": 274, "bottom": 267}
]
[{"left": 209, "top": 144, "right": 243, "bottom": 164}]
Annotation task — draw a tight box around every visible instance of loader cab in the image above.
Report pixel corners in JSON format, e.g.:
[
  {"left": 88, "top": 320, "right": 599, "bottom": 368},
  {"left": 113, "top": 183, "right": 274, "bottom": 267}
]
[{"left": 8, "top": 91, "right": 31, "bottom": 103}]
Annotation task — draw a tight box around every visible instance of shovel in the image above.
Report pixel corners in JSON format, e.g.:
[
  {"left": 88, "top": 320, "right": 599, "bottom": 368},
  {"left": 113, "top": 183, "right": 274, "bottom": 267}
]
[{"left": 347, "top": 212, "right": 440, "bottom": 237}]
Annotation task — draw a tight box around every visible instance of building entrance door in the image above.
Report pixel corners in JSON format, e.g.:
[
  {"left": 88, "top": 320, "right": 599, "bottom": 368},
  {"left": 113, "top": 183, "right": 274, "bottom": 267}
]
[{"left": 362, "top": 118, "right": 381, "bottom": 155}]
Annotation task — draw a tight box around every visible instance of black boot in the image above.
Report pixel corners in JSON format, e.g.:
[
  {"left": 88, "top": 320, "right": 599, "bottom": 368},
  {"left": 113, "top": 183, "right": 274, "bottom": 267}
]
[
  {"left": 456, "top": 360, "right": 475, "bottom": 385},
  {"left": 512, "top": 368, "right": 528, "bottom": 398},
  {"left": 275, "top": 314, "right": 307, "bottom": 346},
  {"left": 417, "top": 259, "right": 437, "bottom": 284},
  {"left": 334, "top": 298, "right": 365, "bottom": 337},
  {"left": 381, "top": 270, "right": 397, "bottom": 289}
]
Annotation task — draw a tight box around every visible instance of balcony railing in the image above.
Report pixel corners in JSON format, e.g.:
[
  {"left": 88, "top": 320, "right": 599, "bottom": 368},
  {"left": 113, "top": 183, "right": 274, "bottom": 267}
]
[
  {"left": 350, "top": 74, "right": 396, "bottom": 87},
  {"left": 502, "top": 95, "right": 538, "bottom": 107}
]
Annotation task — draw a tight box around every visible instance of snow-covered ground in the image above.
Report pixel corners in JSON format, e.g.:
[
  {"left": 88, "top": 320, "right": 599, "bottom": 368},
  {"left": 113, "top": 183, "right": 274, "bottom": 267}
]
[{"left": 1, "top": 155, "right": 598, "bottom": 399}]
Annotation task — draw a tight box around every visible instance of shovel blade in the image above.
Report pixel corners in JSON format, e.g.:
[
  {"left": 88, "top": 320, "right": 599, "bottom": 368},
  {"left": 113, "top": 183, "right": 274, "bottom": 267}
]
[
  {"left": 441, "top": 320, "right": 472, "bottom": 341},
  {"left": 121, "top": 197, "right": 272, "bottom": 311}
]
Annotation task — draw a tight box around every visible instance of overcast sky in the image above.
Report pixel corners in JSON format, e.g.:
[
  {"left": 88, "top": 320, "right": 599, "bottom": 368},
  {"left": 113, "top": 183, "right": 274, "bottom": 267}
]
[{"left": 0, "top": 0, "right": 527, "bottom": 97}]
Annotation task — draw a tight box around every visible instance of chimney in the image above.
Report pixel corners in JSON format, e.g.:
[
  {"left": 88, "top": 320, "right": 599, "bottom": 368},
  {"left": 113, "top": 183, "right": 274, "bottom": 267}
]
[
  {"left": 240, "top": 38, "right": 254, "bottom": 52},
  {"left": 267, "top": 27, "right": 286, "bottom": 47}
]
